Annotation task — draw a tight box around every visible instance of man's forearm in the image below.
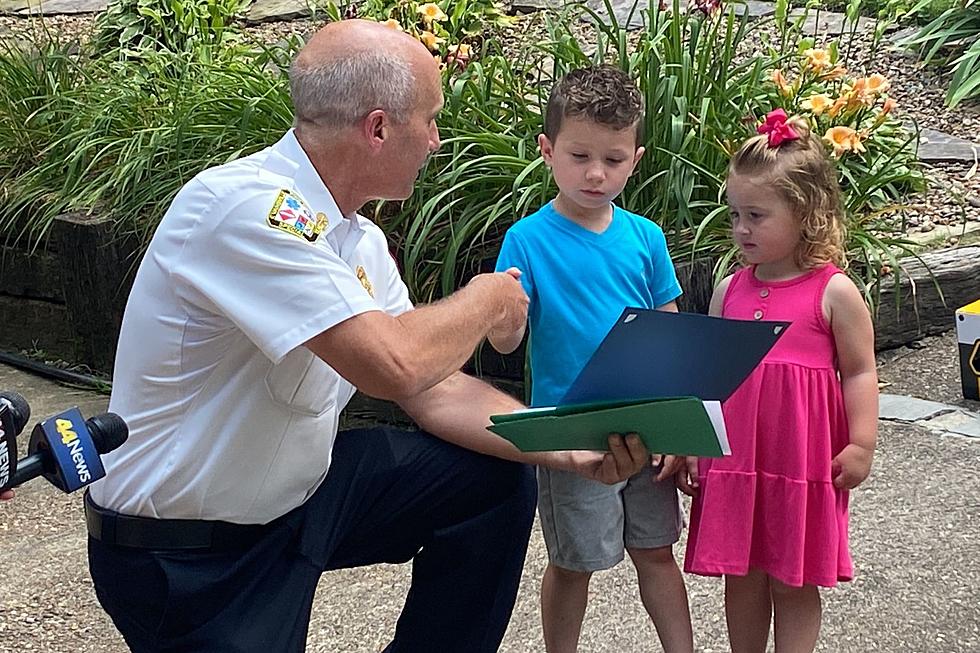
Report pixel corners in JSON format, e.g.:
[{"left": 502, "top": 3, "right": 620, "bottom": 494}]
[
  {"left": 398, "top": 372, "right": 531, "bottom": 462},
  {"left": 393, "top": 284, "right": 502, "bottom": 392}
]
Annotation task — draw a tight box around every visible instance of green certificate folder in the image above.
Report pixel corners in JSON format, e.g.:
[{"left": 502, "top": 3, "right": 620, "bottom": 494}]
[
  {"left": 488, "top": 397, "right": 731, "bottom": 457},
  {"left": 488, "top": 308, "right": 788, "bottom": 457}
]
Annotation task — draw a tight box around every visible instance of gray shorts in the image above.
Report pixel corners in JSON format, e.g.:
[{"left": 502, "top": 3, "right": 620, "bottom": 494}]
[{"left": 537, "top": 464, "right": 684, "bottom": 573}]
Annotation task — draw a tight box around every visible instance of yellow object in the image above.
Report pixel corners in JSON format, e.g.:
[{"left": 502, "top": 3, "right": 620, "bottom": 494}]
[{"left": 956, "top": 299, "right": 980, "bottom": 401}]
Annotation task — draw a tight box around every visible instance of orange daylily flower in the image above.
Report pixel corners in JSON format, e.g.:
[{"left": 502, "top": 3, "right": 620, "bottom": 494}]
[
  {"left": 824, "top": 126, "right": 866, "bottom": 158},
  {"left": 819, "top": 65, "right": 848, "bottom": 81},
  {"left": 419, "top": 30, "right": 445, "bottom": 51},
  {"left": 803, "top": 48, "right": 832, "bottom": 73},
  {"left": 418, "top": 2, "right": 448, "bottom": 22},
  {"left": 827, "top": 95, "right": 849, "bottom": 118},
  {"left": 447, "top": 43, "right": 472, "bottom": 63},
  {"left": 771, "top": 69, "right": 793, "bottom": 97},
  {"left": 871, "top": 97, "right": 898, "bottom": 128},
  {"left": 801, "top": 93, "right": 834, "bottom": 116},
  {"left": 864, "top": 73, "right": 891, "bottom": 95},
  {"left": 381, "top": 19, "right": 402, "bottom": 30}
]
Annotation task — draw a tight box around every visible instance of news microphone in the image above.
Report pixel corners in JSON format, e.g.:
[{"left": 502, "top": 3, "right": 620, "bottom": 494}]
[
  {"left": 0, "top": 408, "right": 128, "bottom": 493},
  {"left": 0, "top": 391, "right": 31, "bottom": 489}
]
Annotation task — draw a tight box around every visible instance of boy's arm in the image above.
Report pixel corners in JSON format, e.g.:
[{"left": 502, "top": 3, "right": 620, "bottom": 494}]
[{"left": 825, "top": 274, "right": 878, "bottom": 490}]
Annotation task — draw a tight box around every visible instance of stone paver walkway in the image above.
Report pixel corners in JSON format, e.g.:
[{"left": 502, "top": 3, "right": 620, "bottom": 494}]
[{"left": 2, "top": 331, "right": 979, "bottom": 651}]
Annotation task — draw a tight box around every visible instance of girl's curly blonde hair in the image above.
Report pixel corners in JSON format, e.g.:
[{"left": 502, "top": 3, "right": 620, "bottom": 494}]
[{"left": 729, "top": 116, "right": 847, "bottom": 270}]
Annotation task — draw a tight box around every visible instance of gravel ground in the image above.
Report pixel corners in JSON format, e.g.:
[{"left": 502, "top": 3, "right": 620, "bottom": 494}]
[{"left": 2, "top": 335, "right": 979, "bottom": 651}]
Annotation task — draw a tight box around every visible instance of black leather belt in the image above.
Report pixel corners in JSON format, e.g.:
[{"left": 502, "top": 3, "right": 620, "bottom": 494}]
[{"left": 84, "top": 492, "right": 270, "bottom": 551}]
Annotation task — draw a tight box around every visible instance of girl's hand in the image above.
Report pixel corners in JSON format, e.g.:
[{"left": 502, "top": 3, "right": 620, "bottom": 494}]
[
  {"left": 831, "top": 444, "right": 874, "bottom": 489},
  {"left": 675, "top": 456, "right": 700, "bottom": 497}
]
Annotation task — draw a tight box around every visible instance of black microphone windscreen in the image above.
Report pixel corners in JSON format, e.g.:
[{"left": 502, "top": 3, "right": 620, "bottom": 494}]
[
  {"left": 86, "top": 413, "right": 129, "bottom": 454},
  {"left": 0, "top": 391, "right": 31, "bottom": 434}
]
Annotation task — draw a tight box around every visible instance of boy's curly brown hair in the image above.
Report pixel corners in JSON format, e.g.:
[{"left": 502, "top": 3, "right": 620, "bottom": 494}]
[{"left": 544, "top": 65, "right": 644, "bottom": 146}]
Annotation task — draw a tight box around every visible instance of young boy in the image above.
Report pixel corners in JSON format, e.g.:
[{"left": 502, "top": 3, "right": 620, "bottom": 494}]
[{"left": 489, "top": 65, "right": 694, "bottom": 653}]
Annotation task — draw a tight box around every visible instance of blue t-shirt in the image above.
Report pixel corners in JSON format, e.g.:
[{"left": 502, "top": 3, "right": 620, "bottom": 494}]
[{"left": 495, "top": 201, "right": 682, "bottom": 407}]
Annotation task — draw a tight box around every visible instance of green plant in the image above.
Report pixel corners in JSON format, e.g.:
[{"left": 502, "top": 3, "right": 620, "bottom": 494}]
[
  {"left": 900, "top": 0, "right": 980, "bottom": 107},
  {"left": 0, "top": 43, "right": 296, "bottom": 246},
  {"left": 92, "top": 0, "right": 249, "bottom": 60},
  {"left": 0, "top": 34, "right": 89, "bottom": 185},
  {"left": 388, "top": 0, "right": 778, "bottom": 300},
  {"left": 354, "top": 0, "right": 512, "bottom": 39}
]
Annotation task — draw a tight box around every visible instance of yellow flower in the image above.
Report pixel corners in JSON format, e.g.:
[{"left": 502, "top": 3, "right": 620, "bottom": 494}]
[
  {"left": 800, "top": 93, "right": 834, "bottom": 116},
  {"left": 771, "top": 69, "right": 793, "bottom": 97},
  {"left": 803, "top": 48, "right": 831, "bottom": 73},
  {"left": 418, "top": 2, "right": 448, "bottom": 22},
  {"left": 864, "top": 73, "right": 891, "bottom": 95},
  {"left": 823, "top": 126, "right": 866, "bottom": 158},
  {"left": 381, "top": 19, "right": 402, "bottom": 30},
  {"left": 419, "top": 30, "right": 445, "bottom": 51}
]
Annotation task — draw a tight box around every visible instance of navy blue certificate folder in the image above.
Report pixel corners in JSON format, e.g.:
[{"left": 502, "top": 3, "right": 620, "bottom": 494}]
[
  {"left": 488, "top": 308, "right": 789, "bottom": 456},
  {"left": 559, "top": 308, "right": 790, "bottom": 406}
]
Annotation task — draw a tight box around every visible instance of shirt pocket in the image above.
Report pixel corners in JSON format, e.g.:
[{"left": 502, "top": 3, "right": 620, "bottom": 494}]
[{"left": 264, "top": 347, "right": 337, "bottom": 417}]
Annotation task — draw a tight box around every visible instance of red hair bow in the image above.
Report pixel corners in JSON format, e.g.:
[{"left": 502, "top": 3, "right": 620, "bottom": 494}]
[{"left": 757, "top": 109, "right": 800, "bottom": 147}]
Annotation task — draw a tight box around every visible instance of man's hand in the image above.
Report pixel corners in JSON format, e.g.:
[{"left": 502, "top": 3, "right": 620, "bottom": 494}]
[
  {"left": 540, "top": 434, "right": 650, "bottom": 485},
  {"left": 832, "top": 443, "right": 874, "bottom": 489},
  {"left": 1, "top": 489, "right": 13, "bottom": 501},
  {"left": 469, "top": 269, "right": 528, "bottom": 339}
]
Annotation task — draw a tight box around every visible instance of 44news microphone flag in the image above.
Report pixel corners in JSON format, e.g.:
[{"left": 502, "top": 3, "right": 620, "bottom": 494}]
[{"left": 488, "top": 309, "right": 789, "bottom": 457}]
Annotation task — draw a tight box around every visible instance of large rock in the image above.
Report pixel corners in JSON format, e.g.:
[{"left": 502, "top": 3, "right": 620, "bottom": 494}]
[
  {"left": 874, "top": 246, "right": 980, "bottom": 350},
  {"left": 917, "top": 128, "right": 980, "bottom": 164},
  {"left": 14, "top": 0, "right": 107, "bottom": 14},
  {"left": 787, "top": 7, "right": 878, "bottom": 35},
  {"left": 0, "top": 0, "right": 31, "bottom": 13},
  {"left": 246, "top": 0, "right": 311, "bottom": 24}
]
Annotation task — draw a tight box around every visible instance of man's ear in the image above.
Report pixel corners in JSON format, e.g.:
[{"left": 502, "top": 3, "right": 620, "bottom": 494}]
[
  {"left": 538, "top": 133, "right": 555, "bottom": 166},
  {"left": 363, "top": 109, "right": 387, "bottom": 151}
]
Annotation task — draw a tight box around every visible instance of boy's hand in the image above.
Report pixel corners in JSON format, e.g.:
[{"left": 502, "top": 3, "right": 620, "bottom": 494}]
[
  {"left": 1, "top": 489, "right": 14, "bottom": 501},
  {"left": 675, "top": 456, "right": 700, "bottom": 497},
  {"left": 832, "top": 443, "right": 873, "bottom": 489}
]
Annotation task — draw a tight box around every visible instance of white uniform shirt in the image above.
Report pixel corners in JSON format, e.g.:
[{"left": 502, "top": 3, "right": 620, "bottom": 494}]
[{"left": 89, "top": 130, "right": 413, "bottom": 524}]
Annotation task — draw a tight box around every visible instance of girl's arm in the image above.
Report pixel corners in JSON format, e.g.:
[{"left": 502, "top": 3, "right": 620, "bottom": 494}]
[{"left": 824, "top": 273, "right": 878, "bottom": 489}]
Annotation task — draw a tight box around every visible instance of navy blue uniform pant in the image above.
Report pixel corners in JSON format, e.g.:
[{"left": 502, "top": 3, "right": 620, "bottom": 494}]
[{"left": 88, "top": 427, "right": 537, "bottom": 652}]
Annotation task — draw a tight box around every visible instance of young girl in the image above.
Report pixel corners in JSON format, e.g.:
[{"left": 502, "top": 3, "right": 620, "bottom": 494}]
[{"left": 684, "top": 109, "right": 879, "bottom": 653}]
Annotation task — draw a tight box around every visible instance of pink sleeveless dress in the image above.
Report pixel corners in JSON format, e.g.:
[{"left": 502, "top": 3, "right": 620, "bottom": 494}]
[{"left": 684, "top": 264, "right": 853, "bottom": 588}]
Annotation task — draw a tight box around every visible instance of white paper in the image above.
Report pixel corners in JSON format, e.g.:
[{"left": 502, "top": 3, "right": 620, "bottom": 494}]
[{"left": 702, "top": 400, "right": 731, "bottom": 455}]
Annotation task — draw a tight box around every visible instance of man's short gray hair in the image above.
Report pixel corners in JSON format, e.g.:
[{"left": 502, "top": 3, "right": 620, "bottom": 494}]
[{"left": 289, "top": 50, "right": 416, "bottom": 128}]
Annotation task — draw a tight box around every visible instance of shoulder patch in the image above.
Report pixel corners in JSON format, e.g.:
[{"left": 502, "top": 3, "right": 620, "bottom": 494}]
[
  {"left": 355, "top": 265, "right": 374, "bottom": 298},
  {"left": 267, "top": 190, "right": 327, "bottom": 243}
]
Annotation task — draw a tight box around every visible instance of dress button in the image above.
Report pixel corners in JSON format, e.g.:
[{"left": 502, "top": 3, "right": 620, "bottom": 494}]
[
  {"left": 760, "top": 288, "right": 770, "bottom": 298},
  {"left": 753, "top": 309, "right": 764, "bottom": 320}
]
